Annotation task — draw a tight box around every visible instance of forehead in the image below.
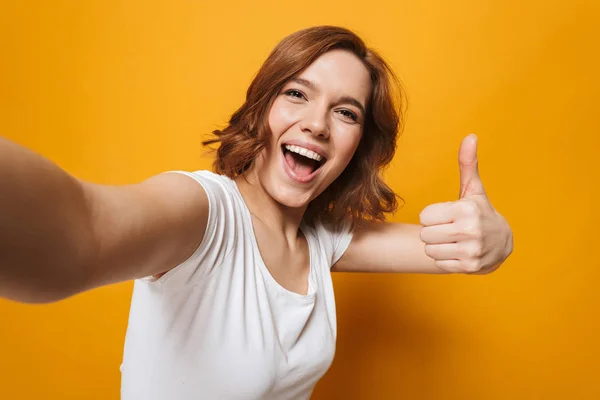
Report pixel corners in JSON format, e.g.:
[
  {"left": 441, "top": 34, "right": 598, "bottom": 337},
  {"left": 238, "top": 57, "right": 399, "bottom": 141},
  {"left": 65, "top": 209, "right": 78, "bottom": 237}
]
[{"left": 296, "top": 49, "right": 372, "bottom": 105}]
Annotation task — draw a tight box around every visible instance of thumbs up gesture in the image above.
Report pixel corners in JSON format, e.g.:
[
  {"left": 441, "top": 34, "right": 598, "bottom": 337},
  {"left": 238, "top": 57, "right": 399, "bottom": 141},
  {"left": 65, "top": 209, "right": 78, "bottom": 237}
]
[{"left": 419, "top": 134, "right": 513, "bottom": 274}]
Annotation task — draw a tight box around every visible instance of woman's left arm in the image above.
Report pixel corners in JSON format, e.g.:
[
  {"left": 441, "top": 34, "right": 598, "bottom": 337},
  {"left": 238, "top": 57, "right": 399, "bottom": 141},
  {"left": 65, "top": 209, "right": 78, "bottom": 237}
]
[{"left": 332, "top": 135, "right": 514, "bottom": 275}]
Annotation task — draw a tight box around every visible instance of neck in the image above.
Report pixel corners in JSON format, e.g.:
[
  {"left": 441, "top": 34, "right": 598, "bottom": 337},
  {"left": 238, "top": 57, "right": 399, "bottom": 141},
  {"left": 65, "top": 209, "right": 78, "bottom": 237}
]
[{"left": 234, "top": 169, "right": 306, "bottom": 245}]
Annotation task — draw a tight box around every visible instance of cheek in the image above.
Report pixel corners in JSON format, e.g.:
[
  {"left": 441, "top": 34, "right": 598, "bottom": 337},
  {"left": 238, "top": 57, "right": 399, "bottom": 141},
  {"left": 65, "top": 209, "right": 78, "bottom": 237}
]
[
  {"left": 268, "top": 100, "right": 296, "bottom": 138},
  {"left": 333, "top": 130, "right": 362, "bottom": 166}
]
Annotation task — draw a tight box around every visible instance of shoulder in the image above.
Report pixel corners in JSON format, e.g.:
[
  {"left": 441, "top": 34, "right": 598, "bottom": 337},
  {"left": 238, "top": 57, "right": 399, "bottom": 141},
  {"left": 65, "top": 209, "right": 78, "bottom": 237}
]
[
  {"left": 164, "top": 170, "right": 241, "bottom": 208},
  {"left": 167, "top": 170, "right": 234, "bottom": 195},
  {"left": 140, "top": 170, "right": 244, "bottom": 286},
  {"left": 165, "top": 169, "right": 244, "bottom": 230}
]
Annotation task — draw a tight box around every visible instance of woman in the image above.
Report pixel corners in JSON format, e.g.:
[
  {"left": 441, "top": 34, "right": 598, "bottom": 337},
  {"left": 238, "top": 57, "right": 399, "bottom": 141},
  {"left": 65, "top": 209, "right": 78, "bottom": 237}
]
[{"left": 0, "top": 26, "right": 513, "bottom": 399}]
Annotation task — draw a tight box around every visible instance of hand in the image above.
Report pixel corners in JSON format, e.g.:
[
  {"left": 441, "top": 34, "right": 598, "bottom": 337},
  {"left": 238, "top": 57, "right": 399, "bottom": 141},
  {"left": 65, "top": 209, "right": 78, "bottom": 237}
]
[{"left": 419, "top": 134, "right": 513, "bottom": 274}]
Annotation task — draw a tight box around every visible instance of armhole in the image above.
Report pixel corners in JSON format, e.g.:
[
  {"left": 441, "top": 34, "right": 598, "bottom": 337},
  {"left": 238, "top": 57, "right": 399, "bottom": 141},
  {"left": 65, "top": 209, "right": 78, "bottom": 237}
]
[
  {"left": 139, "top": 170, "right": 214, "bottom": 284},
  {"left": 314, "top": 219, "right": 354, "bottom": 269},
  {"left": 331, "top": 220, "right": 354, "bottom": 266},
  {"left": 332, "top": 224, "right": 354, "bottom": 266}
]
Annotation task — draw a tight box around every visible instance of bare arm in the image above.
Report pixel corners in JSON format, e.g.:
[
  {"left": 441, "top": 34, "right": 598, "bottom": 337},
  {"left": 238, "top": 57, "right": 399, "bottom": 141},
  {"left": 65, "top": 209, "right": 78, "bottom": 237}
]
[
  {"left": 0, "top": 137, "right": 208, "bottom": 303},
  {"left": 333, "top": 135, "right": 514, "bottom": 275},
  {"left": 333, "top": 213, "right": 512, "bottom": 275},
  {"left": 332, "top": 221, "right": 444, "bottom": 274}
]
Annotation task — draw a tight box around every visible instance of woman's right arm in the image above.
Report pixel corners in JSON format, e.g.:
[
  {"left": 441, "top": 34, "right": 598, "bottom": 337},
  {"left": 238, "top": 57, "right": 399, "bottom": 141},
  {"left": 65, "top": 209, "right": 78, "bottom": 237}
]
[{"left": 0, "top": 136, "right": 209, "bottom": 304}]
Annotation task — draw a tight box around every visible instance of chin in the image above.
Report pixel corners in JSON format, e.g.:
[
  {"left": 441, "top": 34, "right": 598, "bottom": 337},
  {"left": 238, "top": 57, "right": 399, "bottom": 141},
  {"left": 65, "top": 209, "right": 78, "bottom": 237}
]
[{"left": 267, "top": 178, "right": 318, "bottom": 210}]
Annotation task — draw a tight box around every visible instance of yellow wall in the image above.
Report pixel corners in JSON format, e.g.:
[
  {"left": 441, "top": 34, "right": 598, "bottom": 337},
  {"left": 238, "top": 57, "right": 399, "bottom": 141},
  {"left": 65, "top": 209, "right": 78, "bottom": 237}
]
[{"left": 1, "top": 0, "right": 599, "bottom": 398}]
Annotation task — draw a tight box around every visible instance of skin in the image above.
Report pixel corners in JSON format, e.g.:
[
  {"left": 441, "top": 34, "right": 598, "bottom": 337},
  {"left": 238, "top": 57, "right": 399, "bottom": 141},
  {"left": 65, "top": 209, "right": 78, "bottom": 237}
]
[
  {"left": 336, "top": 133, "right": 513, "bottom": 276},
  {"left": 237, "top": 49, "right": 513, "bottom": 294},
  {"left": 235, "top": 49, "right": 371, "bottom": 294},
  {"left": 0, "top": 49, "right": 512, "bottom": 303}
]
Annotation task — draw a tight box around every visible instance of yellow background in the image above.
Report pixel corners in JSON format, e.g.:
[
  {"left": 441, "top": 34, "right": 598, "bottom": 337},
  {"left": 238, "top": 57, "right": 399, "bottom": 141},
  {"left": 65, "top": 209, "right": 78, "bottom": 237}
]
[{"left": 1, "top": 0, "right": 599, "bottom": 398}]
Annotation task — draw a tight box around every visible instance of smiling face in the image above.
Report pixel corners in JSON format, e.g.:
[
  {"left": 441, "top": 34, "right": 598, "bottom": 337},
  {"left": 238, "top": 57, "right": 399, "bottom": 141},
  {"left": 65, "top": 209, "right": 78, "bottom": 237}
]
[{"left": 247, "top": 49, "right": 372, "bottom": 210}]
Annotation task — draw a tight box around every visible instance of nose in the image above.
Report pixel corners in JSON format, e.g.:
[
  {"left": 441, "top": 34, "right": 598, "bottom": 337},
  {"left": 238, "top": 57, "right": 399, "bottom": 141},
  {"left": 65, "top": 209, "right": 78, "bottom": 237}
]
[{"left": 300, "top": 105, "right": 329, "bottom": 139}]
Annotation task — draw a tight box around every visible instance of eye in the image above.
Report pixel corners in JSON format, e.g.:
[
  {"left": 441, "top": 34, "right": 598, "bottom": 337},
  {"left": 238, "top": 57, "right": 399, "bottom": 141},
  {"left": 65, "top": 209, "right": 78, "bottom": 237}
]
[
  {"left": 337, "top": 109, "right": 358, "bottom": 122},
  {"left": 284, "top": 89, "right": 306, "bottom": 100}
]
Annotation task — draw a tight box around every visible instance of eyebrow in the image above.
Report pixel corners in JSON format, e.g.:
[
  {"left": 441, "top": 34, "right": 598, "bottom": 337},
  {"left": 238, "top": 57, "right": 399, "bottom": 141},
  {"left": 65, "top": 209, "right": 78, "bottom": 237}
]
[{"left": 290, "top": 77, "right": 366, "bottom": 116}]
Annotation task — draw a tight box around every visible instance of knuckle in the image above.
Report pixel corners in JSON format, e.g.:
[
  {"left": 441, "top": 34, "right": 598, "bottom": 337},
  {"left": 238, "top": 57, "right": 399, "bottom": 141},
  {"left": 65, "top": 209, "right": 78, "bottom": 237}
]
[
  {"left": 462, "top": 221, "right": 482, "bottom": 238},
  {"left": 459, "top": 200, "right": 479, "bottom": 216},
  {"left": 471, "top": 243, "right": 483, "bottom": 258},
  {"left": 461, "top": 242, "right": 481, "bottom": 258},
  {"left": 462, "top": 259, "right": 481, "bottom": 273},
  {"left": 449, "top": 226, "right": 465, "bottom": 240}
]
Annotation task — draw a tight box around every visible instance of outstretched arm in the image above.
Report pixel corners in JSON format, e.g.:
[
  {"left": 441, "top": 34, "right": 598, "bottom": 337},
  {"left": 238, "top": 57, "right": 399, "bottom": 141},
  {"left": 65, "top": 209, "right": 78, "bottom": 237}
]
[
  {"left": 0, "top": 136, "right": 209, "bottom": 303},
  {"left": 333, "top": 135, "right": 513, "bottom": 274}
]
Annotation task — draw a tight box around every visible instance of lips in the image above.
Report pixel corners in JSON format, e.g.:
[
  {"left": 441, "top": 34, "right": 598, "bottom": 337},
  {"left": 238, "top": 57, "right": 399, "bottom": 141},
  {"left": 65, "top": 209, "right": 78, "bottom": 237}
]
[
  {"left": 280, "top": 141, "right": 328, "bottom": 184},
  {"left": 282, "top": 139, "right": 328, "bottom": 160}
]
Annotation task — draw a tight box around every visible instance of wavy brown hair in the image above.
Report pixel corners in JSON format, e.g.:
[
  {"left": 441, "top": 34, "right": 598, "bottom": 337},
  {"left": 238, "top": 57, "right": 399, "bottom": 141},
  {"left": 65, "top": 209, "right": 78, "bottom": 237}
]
[{"left": 203, "top": 26, "right": 405, "bottom": 227}]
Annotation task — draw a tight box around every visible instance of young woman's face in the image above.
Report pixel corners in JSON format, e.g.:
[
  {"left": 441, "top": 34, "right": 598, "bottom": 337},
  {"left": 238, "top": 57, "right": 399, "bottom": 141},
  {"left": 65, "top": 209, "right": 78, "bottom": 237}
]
[{"left": 253, "top": 49, "right": 372, "bottom": 209}]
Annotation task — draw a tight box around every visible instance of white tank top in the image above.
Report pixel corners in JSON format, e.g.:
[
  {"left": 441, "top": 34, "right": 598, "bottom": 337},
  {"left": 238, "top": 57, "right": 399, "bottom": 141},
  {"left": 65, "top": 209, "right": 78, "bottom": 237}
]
[{"left": 120, "top": 170, "right": 353, "bottom": 400}]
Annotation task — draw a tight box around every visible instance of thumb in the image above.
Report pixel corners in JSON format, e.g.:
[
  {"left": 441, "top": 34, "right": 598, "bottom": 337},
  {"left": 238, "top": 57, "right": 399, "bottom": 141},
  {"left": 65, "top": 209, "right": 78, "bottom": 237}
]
[{"left": 459, "top": 134, "right": 486, "bottom": 198}]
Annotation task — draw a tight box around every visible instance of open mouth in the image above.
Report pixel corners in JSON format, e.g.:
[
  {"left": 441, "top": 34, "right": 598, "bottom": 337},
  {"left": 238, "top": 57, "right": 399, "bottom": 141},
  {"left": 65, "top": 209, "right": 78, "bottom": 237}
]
[{"left": 282, "top": 144, "right": 327, "bottom": 180}]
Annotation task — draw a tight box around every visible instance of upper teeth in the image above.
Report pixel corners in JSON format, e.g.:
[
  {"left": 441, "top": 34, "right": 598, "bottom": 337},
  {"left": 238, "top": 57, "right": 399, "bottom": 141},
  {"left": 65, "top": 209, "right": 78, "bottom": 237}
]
[{"left": 284, "top": 145, "right": 323, "bottom": 162}]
